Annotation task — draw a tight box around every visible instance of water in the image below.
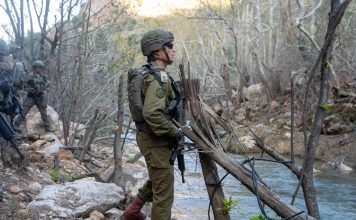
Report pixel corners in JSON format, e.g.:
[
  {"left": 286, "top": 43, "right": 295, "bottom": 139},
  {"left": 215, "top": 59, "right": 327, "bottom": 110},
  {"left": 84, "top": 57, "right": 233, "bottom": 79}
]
[{"left": 173, "top": 152, "right": 356, "bottom": 220}]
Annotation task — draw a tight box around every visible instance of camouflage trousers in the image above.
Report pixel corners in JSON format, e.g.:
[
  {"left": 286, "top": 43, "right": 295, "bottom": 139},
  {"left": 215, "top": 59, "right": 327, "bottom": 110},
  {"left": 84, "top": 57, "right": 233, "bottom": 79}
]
[
  {"left": 136, "top": 130, "right": 174, "bottom": 220},
  {"left": 14, "top": 95, "right": 51, "bottom": 130}
]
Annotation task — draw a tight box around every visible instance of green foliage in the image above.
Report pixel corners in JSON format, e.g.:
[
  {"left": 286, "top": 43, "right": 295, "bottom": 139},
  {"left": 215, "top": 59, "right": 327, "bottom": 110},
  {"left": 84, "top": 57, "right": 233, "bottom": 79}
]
[
  {"left": 127, "top": 155, "right": 136, "bottom": 163},
  {"left": 250, "top": 215, "right": 264, "bottom": 220},
  {"left": 320, "top": 103, "right": 331, "bottom": 112},
  {"left": 49, "top": 169, "right": 60, "bottom": 183},
  {"left": 221, "top": 195, "right": 239, "bottom": 215},
  {"left": 235, "top": 127, "right": 249, "bottom": 136},
  {"left": 127, "top": 18, "right": 137, "bottom": 31}
]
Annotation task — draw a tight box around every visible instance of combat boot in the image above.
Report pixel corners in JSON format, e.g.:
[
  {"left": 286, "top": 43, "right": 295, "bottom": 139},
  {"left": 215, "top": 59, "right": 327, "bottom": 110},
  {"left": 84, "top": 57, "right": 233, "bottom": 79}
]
[{"left": 121, "top": 197, "right": 147, "bottom": 220}]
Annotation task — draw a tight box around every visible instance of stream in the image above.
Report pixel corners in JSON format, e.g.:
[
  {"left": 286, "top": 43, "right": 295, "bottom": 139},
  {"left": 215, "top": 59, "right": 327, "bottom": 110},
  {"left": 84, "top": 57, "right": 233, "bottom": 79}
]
[{"left": 173, "top": 152, "right": 356, "bottom": 220}]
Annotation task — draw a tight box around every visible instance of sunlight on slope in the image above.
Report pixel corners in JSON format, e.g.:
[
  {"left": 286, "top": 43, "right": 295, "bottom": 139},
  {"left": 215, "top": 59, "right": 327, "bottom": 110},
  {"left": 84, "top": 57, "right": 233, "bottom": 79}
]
[{"left": 134, "top": 0, "right": 200, "bottom": 17}]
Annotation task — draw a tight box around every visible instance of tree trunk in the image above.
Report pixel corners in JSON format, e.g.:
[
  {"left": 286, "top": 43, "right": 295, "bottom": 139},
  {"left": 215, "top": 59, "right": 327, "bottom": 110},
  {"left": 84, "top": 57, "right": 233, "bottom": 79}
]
[
  {"left": 252, "top": 0, "right": 274, "bottom": 104},
  {"left": 301, "top": 1, "right": 352, "bottom": 218},
  {"left": 183, "top": 65, "right": 230, "bottom": 220},
  {"left": 221, "top": 64, "right": 237, "bottom": 105},
  {"left": 39, "top": 0, "right": 50, "bottom": 59},
  {"left": 113, "top": 75, "right": 124, "bottom": 186}
]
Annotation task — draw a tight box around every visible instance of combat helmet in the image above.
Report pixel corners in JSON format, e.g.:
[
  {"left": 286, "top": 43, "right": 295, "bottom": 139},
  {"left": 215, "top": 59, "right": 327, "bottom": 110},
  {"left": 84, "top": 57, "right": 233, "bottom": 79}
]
[
  {"left": 0, "top": 39, "right": 9, "bottom": 57},
  {"left": 140, "top": 28, "right": 174, "bottom": 56},
  {"left": 32, "top": 60, "right": 45, "bottom": 68}
]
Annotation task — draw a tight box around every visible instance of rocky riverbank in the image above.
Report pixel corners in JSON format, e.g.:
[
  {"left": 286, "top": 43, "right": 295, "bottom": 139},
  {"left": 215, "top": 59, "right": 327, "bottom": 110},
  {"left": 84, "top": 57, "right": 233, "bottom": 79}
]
[{"left": 1, "top": 93, "right": 355, "bottom": 219}]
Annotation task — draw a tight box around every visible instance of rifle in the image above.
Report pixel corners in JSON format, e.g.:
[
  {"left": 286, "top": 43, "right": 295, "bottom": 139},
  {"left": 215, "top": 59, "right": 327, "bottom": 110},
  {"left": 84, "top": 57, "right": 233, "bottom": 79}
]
[
  {"left": 0, "top": 113, "right": 24, "bottom": 159},
  {"left": 168, "top": 80, "right": 186, "bottom": 183},
  {"left": 169, "top": 135, "right": 185, "bottom": 183}
]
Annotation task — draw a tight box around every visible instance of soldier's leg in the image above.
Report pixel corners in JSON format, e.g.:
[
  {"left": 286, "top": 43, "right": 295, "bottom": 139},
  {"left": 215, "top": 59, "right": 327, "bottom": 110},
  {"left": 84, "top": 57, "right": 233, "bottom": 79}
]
[
  {"left": 35, "top": 96, "right": 52, "bottom": 131},
  {"left": 13, "top": 96, "right": 34, "bottom": 126},
  {"left": 0, "top": 138, "right": 11, "bottom": 167},
  {"left": 148, "top": 164, "right": 174, "bottom": 220},
  {"left": 137, "top": 180, "right": 153, "bottom": 202}
]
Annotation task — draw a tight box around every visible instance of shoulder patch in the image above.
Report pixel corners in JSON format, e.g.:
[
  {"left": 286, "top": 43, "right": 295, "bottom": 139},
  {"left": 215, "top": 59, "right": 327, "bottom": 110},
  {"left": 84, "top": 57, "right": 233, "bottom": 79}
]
[
  {"left": 160, "top": 71, "right": 168, "bottom": 83},
  {"left": 156, "top": 87, "right": 165, "bottom": 98}
]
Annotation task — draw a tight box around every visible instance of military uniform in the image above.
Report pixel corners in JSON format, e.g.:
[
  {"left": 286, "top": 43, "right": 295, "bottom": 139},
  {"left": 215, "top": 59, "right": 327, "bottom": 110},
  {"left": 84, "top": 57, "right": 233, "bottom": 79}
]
[
  {"left": 123, "top": 28, "right": 180, "bottom": 220},
  {"left": 8, "top": 45, "right": 27, "bottom": 93},
  {"left": 135, "top": 62, "right": 179, "bottom": 220},
  {"left": 0, "top": 40, "right": 23, "bottom": 164},
  {"left": 13, "top": 61, "right": 52, "bottom": 132}
]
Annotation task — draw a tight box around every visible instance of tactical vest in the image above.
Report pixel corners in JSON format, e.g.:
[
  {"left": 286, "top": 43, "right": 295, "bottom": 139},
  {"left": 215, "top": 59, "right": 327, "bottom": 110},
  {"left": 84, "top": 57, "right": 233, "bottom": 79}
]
[
  {"left": 0, "top": 56, "right": 15, "bottom": 108},
  {"left": 27, "top": 74, "right": 48, "bottom": 95},
  {"left": 127, "top": 63, "right": 181, "bottom": 133}
]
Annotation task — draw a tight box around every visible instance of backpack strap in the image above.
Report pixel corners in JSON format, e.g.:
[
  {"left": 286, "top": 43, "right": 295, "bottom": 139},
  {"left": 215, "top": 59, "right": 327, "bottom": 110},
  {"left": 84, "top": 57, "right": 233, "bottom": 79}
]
[{"left": 143, "top": 63, "right": 164, "bottom": 87}]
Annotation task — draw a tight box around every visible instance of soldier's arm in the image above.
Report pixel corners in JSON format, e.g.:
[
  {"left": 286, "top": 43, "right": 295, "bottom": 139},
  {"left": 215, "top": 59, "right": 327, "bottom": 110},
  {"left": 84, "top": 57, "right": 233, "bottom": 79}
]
[{"left": 142, "top": 78, "right": 179, "bottom": 137}]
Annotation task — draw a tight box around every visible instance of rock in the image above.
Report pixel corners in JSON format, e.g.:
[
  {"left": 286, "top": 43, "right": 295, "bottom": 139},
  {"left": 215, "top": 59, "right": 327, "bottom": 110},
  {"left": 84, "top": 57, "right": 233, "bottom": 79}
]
[
  {"left": 42, "top": 134, "right": 56, "bottom": 142},
  {"left": 339, "top": 162, "right": 353, "bottom": 173},
  {"left": 39, "top": 171, "right": 55, "bottom": 184},
  {"left": 58, "top": 149, "right": 74, "bottom": 160},
  {"left": 30, "top": 140, "right": 47, "bottom": 149},
  {"left": 60, "top": 159, "right": 86, "bottom": 175},
  {"left": 89, "top": 210, "right": 105, "bottom": 220},
  {"left": 27, "top": 179, "right": 124, "bottom": 218},
  {"left": 40, "top": 133, "right": 65, "bottom": 155},
  {"left": 18, "top": 202, "right": 27, "bottom": 209},
  {"left": 25, "top": 105, "right": 60, "bottom": 134},
  {"left": 270, "top": 100, "right": 279, "bottom": 108},
  {"left": 15, "top": 209, "right": 28, "bottom": 219},
  {"left": 28, "top": 182, "right": 42, "bottom": 193},
  {"left": 105, "top": 208, "right": 123, "bottom": 220},
  {"left": 242, "top": 83, "right": 267, "bottom": 103},
  {"left": 10, "top": 185, "right": 22, "bottom": 194},
  {"left": 21, "top": 143, "right": 31, "bottom": 149},
  {"left": 323, "top": 114, "right": 354, "bottom": 135}
]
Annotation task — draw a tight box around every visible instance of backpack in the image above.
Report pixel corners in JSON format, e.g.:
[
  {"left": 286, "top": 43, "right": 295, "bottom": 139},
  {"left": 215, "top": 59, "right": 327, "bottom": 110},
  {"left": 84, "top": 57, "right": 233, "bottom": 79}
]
[
  {"left": 127, "top": 64, "right": 181, "bottom": 124},
  {"left": 127, "top": 65, "right": 151, "bottom": 123}
]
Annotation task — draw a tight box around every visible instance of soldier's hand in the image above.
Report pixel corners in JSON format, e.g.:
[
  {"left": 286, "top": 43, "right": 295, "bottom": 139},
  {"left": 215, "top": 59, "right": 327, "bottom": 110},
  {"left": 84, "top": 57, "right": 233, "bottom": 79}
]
[{"left": 175, "top": 130, "right": 184, "bottom": 143}]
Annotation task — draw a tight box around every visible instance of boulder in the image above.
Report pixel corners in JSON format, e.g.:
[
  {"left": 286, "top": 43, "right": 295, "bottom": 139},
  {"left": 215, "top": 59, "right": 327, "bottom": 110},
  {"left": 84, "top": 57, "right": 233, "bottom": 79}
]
[
  {"left": 27, "top": 179, "right": 124, "bottom": 219},
  {"left": 89, "top": 210, "right": 105, "bottom": 220},
  {"left": 242, "top": 83, "right": 267, "bottom": 103},
  {"left": 58, "top": 149, "right": 74, "bottom": 160},
  {"left": 323, "top": 114, "right": 354, "bottom": 135},
  {"left": 105, "top": 208, "right": 123, "bottom": 220},
  {"left": 40, "top": 133, "right": 65, "bottom": 155},
  {"left": 30, "top": 140, "right": 47, "bottom": 149},
  {"left": 25, "top": 105, "right": 60, "bottom": 134},
  {"left": 28, "top": 182, "right": 42, "bottom": 193}
]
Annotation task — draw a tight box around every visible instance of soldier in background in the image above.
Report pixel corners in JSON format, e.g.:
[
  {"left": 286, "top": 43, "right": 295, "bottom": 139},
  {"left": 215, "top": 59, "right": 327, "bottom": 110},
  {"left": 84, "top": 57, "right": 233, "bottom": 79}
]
[
  {"left": 0, "top": 39, "right": 25, "bottom": 165},
  {"left": 13, "top": 60, "right": 54, "bottom": 133},
  {"left": 9, "top": 45, "right": 27, "bottom": 93}
]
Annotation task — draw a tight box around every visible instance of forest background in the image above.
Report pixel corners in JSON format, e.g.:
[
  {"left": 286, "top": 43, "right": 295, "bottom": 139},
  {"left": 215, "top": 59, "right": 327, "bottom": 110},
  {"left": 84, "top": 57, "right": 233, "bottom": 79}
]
[{"left": 0, "top": 0, "right": 355, "bottom": 219}]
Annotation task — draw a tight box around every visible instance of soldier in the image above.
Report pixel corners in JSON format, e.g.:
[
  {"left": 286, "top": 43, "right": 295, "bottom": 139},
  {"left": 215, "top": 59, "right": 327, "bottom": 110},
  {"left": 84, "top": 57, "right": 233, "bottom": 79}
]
[
  {"left": 122, "top": 29, "right": 182, "bottom": 220},
  {"left": 9, "top": 45, "right": 27, "bottom": 93},
  {"left": 13, "top": 60, "right": 54, "bottom": 133},
  {"left": 0, "top": 39, "right": 25, "bottom": 165}
]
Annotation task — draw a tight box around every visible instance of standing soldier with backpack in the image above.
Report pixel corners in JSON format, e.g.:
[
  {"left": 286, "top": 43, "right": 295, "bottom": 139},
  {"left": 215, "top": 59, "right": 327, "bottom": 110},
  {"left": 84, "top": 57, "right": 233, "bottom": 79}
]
[
  {"left": 0, "top": 39, "right": 25, "bottom": 165},
  {"left": 13, "top": 60, "right": 54, "bottom": 133},
  {"left": 9, "top": 45, "right": 27, "bottom": 93},
  {"left": 123, "top": 28, "right": 183, "bottom": 220}
]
